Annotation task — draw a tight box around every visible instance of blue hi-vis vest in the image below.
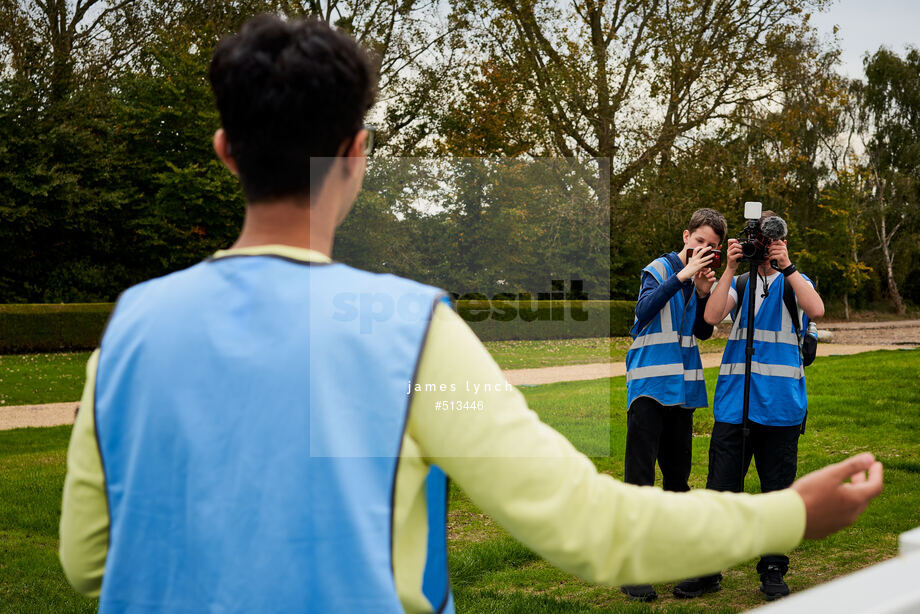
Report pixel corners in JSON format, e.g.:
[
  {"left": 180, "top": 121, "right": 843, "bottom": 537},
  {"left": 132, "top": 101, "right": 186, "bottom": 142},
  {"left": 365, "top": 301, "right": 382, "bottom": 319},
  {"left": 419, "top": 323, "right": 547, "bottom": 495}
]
[
  {"left": 94, "top": 254, "right": 454, "bottom": 613},
  {"left": 626, "top": 256, "right": 707, "bottom": 410},
  {"left": 713, "top": 274, "right": 808, "bottom": 426}
]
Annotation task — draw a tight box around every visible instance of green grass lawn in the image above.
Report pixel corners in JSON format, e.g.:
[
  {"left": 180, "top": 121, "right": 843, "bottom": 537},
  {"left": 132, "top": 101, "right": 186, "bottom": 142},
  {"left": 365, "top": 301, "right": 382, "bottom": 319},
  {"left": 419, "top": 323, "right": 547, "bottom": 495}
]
[
  {"left": 0, "top": 340, "right": 736, "bottom": 406},
  {"left": 0, "top": 427, "right": 98, "bottom": 613},
  {"left": 0, "top": 352, "right": 92, "bottom": 406},
  {"left": 0, "top": 350, "right": 917, "bottom": 612},
  {"left": 449, "top": 349, "right": 920, "bottom": 612},
  {"left": 483, "top": 336, "right": 728, "bottom": 369}
]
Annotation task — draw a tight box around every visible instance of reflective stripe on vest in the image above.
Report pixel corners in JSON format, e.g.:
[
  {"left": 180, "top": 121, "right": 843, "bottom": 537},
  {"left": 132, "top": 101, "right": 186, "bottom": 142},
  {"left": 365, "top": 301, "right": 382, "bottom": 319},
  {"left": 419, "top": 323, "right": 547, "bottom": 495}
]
[
  {"left": 94, "top": 257, "right": 455, "bottom": 613},
  {"left": 648, "top": 259, "right": 668, "bottom": 284},
  {"left": 626, "top": 256, "right": 708, "bottom": 409},
  {"left": 713, "top": 274, "right": 807, "bottom": 426},
  {"left": 727, "top": 327, "right": 800, "bottom": 346},
  {"left": 629, "top": 333, "right": 699, "bottom": 349},
  {"left": 718, "top": 362, "right": 804, "bottom": 379},
  {"left": 626, "top": 364, "right": 705, "bottom": 381}
]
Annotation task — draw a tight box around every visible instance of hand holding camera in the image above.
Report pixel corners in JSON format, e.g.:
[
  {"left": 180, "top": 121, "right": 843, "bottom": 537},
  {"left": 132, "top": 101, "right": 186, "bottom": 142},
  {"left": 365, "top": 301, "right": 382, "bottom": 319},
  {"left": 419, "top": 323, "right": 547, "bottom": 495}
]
[
  {"left": 678, "top": 246, "right": 716, "bottom": 282},
  {"left": 768, "top": 241, "right": 791, "bottom": 270},
  {"left": 723, "top": 238, "right": 743, "bottom": 273}
]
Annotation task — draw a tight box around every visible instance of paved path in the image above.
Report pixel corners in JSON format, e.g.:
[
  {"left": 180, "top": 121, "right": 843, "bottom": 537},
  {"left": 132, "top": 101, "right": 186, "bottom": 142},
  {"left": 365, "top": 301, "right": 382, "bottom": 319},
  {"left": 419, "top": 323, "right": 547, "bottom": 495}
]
[
  {"left": 3, "top": 343, "right": 914, "bottom": 431},
  {"left": 0, "top": 402, "right": 80, "bottom": 431},
  {"left": 504, "top": 343, "right": 914, "bottom": 386},
  {"left": 821, "top": 319, "right": 920, "bottom": 330}
]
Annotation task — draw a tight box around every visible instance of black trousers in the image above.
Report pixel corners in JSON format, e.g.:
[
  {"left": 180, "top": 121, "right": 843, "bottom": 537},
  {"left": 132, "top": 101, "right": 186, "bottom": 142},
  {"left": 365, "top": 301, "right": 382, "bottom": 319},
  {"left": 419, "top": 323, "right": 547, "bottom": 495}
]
[
  {"left": 624, "top": 396, "right": 694, "bottom": 492},
  {"left": 707, "top": 420, "right": 801, "bottom": 575}
]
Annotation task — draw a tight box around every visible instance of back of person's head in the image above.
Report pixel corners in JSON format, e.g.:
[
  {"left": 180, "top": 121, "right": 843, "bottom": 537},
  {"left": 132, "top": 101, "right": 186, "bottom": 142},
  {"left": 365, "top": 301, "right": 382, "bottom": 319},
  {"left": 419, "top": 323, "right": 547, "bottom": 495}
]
[
  {"left": 209, "top": 15, "right": 376, "bottom": 203},
  {"left": 687, "top": 208, "right": 727, "bottom": 242}
]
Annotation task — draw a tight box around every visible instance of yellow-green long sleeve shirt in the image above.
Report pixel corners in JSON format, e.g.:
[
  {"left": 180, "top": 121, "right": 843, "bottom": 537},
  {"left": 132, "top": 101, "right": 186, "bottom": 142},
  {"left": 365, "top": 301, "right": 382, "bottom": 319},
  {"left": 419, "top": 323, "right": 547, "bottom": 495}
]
[{"left": 60, "top": 244, "right": 806, "bottom": 611}]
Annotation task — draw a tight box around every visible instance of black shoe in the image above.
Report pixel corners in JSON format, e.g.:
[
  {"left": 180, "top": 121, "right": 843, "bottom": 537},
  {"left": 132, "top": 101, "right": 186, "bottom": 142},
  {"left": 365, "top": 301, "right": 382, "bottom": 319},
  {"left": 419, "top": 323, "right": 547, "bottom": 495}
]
[
  {"left": 760, "top": 568, "right": 790, "bottom": 601},
  {"left": 620, "top": 584, "right": 657, "bottom": 601},
  {"left": 673, "top": 573, "right": 722, "bottom": 598}
]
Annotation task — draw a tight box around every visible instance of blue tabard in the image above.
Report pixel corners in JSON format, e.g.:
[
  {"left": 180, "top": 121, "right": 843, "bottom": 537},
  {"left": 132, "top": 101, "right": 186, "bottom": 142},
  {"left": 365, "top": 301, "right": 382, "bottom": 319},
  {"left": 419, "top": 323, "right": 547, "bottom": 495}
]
[
  {"left": 713, "top": 274, "right": 808, "bottom": 426},
  {"left": 93, "top": 254, "right": 455, "bottom": 613},
  {"left": 626, "top": 256, "right": 707, "bottom": 410}
]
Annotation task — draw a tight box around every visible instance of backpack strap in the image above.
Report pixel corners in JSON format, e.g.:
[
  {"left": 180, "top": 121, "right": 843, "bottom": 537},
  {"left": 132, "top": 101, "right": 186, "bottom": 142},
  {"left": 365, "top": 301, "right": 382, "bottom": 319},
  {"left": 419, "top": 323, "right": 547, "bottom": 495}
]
[
  {"left": 732, "top": 272, "right": 749, "bottom": 321},
  {"left": 786, "top": 278, "right": 809, "bottom": 435},
  {"left": 782, "top": 277, "right": 801, "bottom": 336}
]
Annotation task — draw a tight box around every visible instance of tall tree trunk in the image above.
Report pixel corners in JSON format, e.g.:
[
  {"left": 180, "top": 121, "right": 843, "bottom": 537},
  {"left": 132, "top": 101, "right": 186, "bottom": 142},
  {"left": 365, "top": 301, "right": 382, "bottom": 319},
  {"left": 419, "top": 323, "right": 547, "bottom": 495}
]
[
  {"left": 844, "top": 293, "right": 849, "bottom": 320},
  {"left": 878, "top": 216, "right": 905, "bottom": 314}
]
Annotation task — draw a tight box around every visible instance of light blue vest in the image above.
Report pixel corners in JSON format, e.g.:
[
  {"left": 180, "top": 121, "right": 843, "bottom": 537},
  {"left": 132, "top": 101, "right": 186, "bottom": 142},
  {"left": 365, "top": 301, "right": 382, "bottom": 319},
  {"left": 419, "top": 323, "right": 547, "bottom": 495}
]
[
  {"left": 626, "top": 256, "right": 707, "bottom": 410},
  {"left": 713, "top": 274, "right": 807, "bottom": 426},
  {"left": 94, "top": 254, "right": 454, "bottom": 613}
]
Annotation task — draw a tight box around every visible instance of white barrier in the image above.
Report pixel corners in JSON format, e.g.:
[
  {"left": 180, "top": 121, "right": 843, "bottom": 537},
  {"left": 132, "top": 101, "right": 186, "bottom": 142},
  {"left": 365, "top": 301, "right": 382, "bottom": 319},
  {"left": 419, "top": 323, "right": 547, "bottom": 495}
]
[
  {"left": 899, "top": 526, "right": 920, "bottom": 556},
  {"left": 751, "top": 527, "right": 920, "bottom": 613}
]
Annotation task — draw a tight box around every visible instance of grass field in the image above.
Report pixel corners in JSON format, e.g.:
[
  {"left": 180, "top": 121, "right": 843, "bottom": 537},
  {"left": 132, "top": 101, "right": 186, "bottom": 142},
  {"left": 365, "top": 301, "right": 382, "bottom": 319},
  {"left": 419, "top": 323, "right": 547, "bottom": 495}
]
[
  {"left": 0, "top": 352, "right": 92, "bottom": 406},
  {"left": 0, "top": 427, "right": 98, "bottom": 613},
  {"left": 484, "top": 337, "right": 727, "bottom": 369},
  {"left": 0, "top": 338, "right": 734, "bottom": 406},
  {"left": 449, "top": 349, "right": 920, "bottom": 612},
  {"left": 0, "top": 350, "right": 917, "bottom": 612}
]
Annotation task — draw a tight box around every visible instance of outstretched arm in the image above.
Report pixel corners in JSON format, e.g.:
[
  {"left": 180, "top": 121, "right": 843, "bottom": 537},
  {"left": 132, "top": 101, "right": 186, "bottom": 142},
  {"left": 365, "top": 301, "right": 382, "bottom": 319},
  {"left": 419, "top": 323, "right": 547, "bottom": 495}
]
[{"left": 408, "top": 303, "right": 883, "bottom": 586}]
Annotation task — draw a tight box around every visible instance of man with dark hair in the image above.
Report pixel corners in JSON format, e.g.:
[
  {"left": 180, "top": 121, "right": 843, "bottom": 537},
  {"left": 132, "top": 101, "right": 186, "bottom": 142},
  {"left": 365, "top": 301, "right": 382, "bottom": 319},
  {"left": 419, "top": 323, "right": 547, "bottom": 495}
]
[
  {"left": 674, "top": 211, "right": 825, "bottom": 601},
  {"left": 207, "top": 16, "right": 376, "bottom": 203},
  {"left": 620, "top": 208, "right": 725, "bottom": 601},
  {"left": 60, "top": 15, "right": 882, "bottom": 613}
]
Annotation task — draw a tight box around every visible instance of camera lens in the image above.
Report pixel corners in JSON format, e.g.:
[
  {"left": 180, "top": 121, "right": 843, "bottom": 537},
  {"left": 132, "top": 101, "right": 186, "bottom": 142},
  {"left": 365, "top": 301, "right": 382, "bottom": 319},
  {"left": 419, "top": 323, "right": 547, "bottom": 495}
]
[{"left": 741, "top": 241, "right": 758, "bottom": 259}]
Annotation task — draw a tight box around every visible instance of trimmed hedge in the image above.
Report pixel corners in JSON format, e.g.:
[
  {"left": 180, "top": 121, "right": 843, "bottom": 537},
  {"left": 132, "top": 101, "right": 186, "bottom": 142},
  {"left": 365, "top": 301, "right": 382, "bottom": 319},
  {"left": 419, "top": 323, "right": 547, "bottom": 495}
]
[
  {"left": 460, "top": 299, "right": 635, "bottom": 341},
  {"left": 0, "top": 303, "right": 115, "bottom": 353},
  {"left": 0, "top": 300, "right": 636, "bottom": 353}
]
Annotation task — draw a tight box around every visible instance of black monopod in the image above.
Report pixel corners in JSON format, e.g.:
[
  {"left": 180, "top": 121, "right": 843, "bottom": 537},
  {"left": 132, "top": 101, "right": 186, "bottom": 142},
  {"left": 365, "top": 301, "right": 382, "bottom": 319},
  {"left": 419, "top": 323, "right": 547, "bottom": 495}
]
[
  {"left": 739, "top": 259, "right": 758, "bottom": 492},
  {"left": 737, "top": 203, "right": 789, "bottom": 492}
]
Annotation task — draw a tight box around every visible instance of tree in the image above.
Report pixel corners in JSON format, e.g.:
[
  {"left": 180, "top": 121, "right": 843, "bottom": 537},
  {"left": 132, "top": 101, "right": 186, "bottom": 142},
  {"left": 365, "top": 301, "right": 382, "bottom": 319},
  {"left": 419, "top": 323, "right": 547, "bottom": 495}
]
[
  {"left": 109, "top": 19, "right": 248, "bottom": 284},
  {"left": 453, "top": 0, "right": 832, "bottom": 193},
  {"left": 436, "top": 59, "right": 548, "bottom": 157},
  {"left": 857, "top": 47, "right": 920, "bottom": 314},
  {"left": 270, "top": 0, "right": 464, "bottom": 155},
  {"left": 806, "top": 78, "right": 877, "bottom": 317},
  {"left": 0, "top": 0, "right": 462, "bottom": 300},
  {"left": 600, "top": 29, "right": 848, "bottom": 298},
  {"left": 0, "top": 1, "right": 163, "bottom": 101},
  {"left": 0, "top": 2, "right": 160, "bottom": 301}
]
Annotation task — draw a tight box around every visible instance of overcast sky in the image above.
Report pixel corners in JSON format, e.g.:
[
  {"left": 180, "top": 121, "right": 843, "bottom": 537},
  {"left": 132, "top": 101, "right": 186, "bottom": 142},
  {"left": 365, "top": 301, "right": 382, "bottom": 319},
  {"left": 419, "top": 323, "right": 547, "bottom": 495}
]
[{"left": 809, "top": 0, "right": 919, "bottom": 79}]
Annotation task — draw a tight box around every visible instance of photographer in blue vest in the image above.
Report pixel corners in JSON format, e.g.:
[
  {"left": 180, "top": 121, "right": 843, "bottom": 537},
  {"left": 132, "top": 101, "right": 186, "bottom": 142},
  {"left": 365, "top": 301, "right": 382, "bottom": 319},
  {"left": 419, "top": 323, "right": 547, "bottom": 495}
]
[
  {"left": 674, "top": 210, "right": 826, "bottom": 602},
  {"left": 60, "top": 16, "right": 883, "bottom": 613},
  {"left": 620, "top": 208, "right": 725, "bottom": 601}
]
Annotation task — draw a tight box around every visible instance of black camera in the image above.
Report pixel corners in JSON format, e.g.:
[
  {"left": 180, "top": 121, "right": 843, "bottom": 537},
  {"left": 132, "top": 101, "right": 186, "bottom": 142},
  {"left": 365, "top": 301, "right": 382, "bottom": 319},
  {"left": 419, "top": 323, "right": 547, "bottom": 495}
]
[
  {"left": 739, "top": 219, "right": 770, "bottom": 264},
  {"left": 738, "top": 202, "right": 786, "bottom": 265},
  {"left": 685, "top": 248, "right": 722, "bottom": 269}
]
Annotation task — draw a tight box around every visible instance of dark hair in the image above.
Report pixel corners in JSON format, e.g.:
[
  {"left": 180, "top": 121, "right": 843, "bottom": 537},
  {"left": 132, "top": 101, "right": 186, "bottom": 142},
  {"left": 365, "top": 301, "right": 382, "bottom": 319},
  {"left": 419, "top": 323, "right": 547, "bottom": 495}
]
[
  {"left": 687, "top": 208, "right": 727, "bottom": 241},
  {"left": 209, "top": 15, "right": 377, "bottom": 202}
]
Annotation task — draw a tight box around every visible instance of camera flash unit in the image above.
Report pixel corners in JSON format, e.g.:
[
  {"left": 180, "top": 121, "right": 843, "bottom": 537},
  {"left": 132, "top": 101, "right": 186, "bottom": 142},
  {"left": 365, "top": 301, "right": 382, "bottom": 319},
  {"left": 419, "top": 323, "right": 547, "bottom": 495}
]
[{"left": 744, "top": 201, "right": 762, "bottom": 220}]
